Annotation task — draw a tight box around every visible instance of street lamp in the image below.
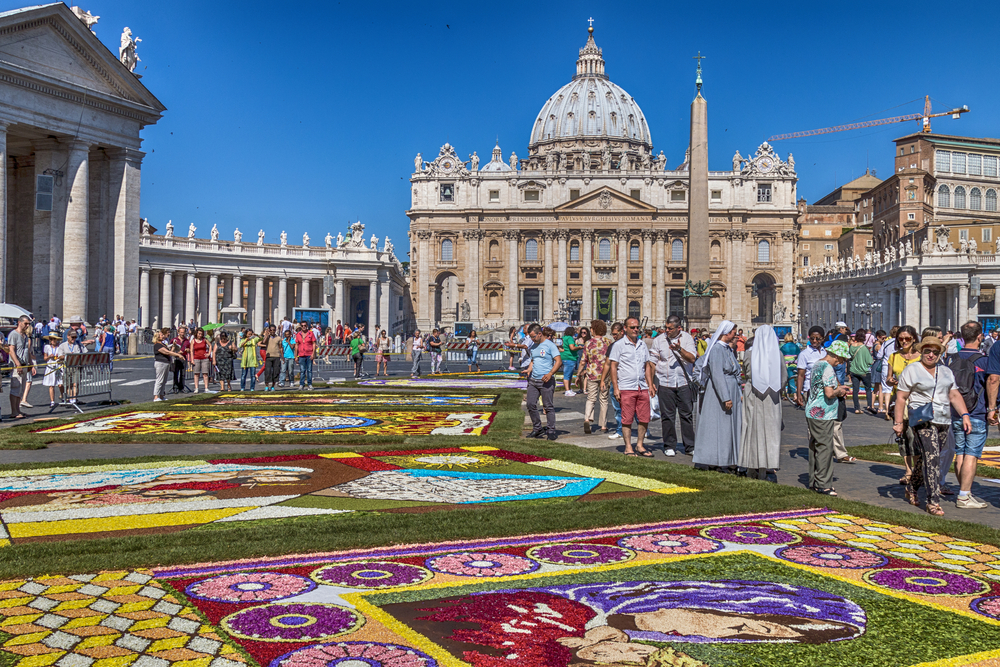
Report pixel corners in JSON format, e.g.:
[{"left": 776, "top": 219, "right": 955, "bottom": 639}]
[{"left": 854, "top": 293, "right": 879, "bottom": 329}]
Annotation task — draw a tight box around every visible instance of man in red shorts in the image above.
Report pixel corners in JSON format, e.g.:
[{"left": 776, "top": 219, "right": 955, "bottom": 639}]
[{"left": 609, "top": 316, "right": 656, "bottom": 456}]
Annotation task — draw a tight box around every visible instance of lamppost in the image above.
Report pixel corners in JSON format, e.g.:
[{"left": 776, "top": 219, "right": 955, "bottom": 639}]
[
  {"left": 854, "top": 293, "right": 879, "bottom": 330},
  {"left": 556, "top": 298, "right": 582, "bottom": 323}
]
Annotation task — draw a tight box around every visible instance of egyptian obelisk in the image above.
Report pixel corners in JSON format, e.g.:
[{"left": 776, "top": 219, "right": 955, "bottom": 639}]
[{"left": 686, "top": 53, "right": 711, "bottom": 329}]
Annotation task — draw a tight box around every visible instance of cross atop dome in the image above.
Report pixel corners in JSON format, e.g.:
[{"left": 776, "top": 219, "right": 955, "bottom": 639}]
[{"left": 575, "top": 23, "right": 606, "bottom": 80}]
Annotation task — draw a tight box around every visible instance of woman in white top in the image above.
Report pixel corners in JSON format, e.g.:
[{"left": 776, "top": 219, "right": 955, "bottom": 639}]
[
  {"left": 893, "top": 335, "right": 970, "bottom": 516},
  {"left": 42, "top": 332, "right": 63, "bottom": 407}
]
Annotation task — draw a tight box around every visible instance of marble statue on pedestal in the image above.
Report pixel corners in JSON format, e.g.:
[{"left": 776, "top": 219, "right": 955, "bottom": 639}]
[
  {"left": 971, "top": 238, "right": 978, "bottom": 253},
  {"left": 469, "top": 151, "right": 479, "bottom": 171},
  {"left": 325, "top": 233, "right": 333, "bottom": 248},
  {"left": 509, "top": 151, "right": 518, "bottom": 170},
  {"left": 257, "top": 229, "right": 265, "bottom": 246},
  {"left": 280, "top": 231, "right": 287, "bottom": 247},
  {"left": 656, "top": 151, "right": 667, "bottom": 170},
  {"left": 210, "top": 224, "right": 219, "bottom": 241},
  {"left": 960, "top": 238, "right": 969, "bottom": 254},
  {"left": 187, "top": 223, "right": 196, "bottom": 238},
  {"left": 787, "top": 153, "right": 795, "bottom": 171},
  {"left": 234, "top": 228, "right": 242, "bottom": 243},
  {"left": 303, "top": 232, "right": 310, "bottom": 247},
  {"left": 414, "top": 153, "right": 423, "bottom": 172},
  {"left": 337, "top": 232, "right": 344, "bottom": 247},
  {"left": 602, "top": 146, "right": 611, "bottom": 170},
  {"left": 384, "top": 237, "right": 394, "bottom": 256},
  {"left": 351, "top": 221, "right": 364, "bottom": 246},
  {"left": 921, "top": 238, "right": 930, "bottom": 254},
  {"left": 732, "top": 150, "right": 743, "bottom": 172},
  {"left": 71, "top": 7, "right": 99, "bottom": 33},
  {"left": 164, "top": 220, "right": 173, "bottom": 238},
  {"left": 370, "top": 234, "right": 378, "bottom": 250},
  {"left": 141, "top": 219, "right": 150, "bottom": 236},
  {"left": 119, "top": 27, "right": 140, "bottom": 73}
]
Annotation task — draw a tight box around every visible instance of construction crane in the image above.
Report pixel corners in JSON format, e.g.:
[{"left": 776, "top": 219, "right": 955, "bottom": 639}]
[{"left": 767, "top": 96, "right": 969, "bottom": 142}]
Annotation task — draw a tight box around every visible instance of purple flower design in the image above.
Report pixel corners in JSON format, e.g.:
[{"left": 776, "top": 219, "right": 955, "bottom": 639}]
[
  {"left": 618, "top": 533, "right": 724, "bottom": 555},
  {"left": 221, "top": 602, "right": 363, "bottom": 642},
  {"left": 863, "top": 568, "right": 990, "bottom": 597},
  {"left": 972, "top": 596, "right": 1000, "bottom": 620},
  {"left": 776, "top": 545, "right": 888, "bottom": 569},
  {"left": 268, "top": 641, "right": 438, "bottom": 667},
  {"left": 425, "top": 552, "right": 538, "bottom": 577},
  {"left": 701, "top": 524, "right": 800, "bottom": 546},
  {"left": 311, "top": 561, "right": 433, "bottom": 589},
  {"left": 527, "top": 543, "right": 635, "bottom": 566},
  {"left": 186, "top": 572, "right": 315, "bottom": 603}
]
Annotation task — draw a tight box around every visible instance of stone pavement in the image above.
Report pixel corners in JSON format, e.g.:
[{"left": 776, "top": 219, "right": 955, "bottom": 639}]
[{"left": 538, "top": 389, "right": 1000, "bottom": 531}]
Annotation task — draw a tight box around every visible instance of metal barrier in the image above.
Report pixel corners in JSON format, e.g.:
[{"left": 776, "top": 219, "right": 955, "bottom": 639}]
[
  {"left": 63, "top": 352, "right": 112, "bottom": 413},
  {"left": 441, "top": 341, "right": 516, "bottom": 369}
]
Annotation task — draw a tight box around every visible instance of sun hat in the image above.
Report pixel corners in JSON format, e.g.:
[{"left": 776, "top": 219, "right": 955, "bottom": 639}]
[
  {"left": 827, "top": 340, "right": 850, "bottom": 359},
  {"left": 835, "top": 321, "right": 848, "bottom": 328},
  {"left": 68, "top": 315, "right": 84, "bottom": 324},
  {"left": 915, "top": 335, "right": 945, "bottom": 353},
  {"left": 45, "top": 332, "right": 61, "bottom": 340}
]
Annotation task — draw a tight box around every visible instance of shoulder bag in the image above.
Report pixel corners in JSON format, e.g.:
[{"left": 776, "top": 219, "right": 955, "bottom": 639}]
[
  {"left": 668, "top": 340, "right": 701, "bottom": 393},
  {"left": 908, "top": 368, "right": 938, "bottom": 429}
]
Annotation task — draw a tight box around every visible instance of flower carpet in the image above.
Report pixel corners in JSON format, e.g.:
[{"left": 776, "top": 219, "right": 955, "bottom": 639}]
[
  {"left": 5, "top": 509, "right": 1000, "bottom": 667},
  {"left": 0, "top": 447, "right": 694, "bottom": 545},
  {"left": 359, "top": 378, "right": 527, "bottom": 390},
  {"left": 31, "top": 412, "right": 496, "bottom": 437},
  {"left": 185, "top": 394, "right": 500, "bottom": 407}
]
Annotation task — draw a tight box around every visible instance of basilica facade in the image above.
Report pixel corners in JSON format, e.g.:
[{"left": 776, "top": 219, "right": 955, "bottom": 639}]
[{"left": 407, "top": 29, "right": 799, "bottom": 331}]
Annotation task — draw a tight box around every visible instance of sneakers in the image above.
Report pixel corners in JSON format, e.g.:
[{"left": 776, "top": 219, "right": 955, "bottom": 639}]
[
  {"left": 527, "top": 427, "right": 546, "bottom": 439},
  {"left": 565, "top": 390, "right": 577, "bottom": 397},
  {"left": 665, "top": 448, "right": 676, "bottom": 457},
  {"left": 20, "top": 400, "right": 33, "bottom": 408},
  {"left": 153, "top": 397, "right": 163, "bottom": 402},
  {"left": 608, "top": 432, "right": 621, "bottom": 440},
  {"left": 957, "top": 495, "right": 988, "bottom": 509}
]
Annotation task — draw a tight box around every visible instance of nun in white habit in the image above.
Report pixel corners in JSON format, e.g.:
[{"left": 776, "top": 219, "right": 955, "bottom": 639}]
[
  {"left": 739, "top": 325, "right": 784, "bottom": 480},
  {"left": 693, "top": 320, "right": 742, "bottom": 470}
]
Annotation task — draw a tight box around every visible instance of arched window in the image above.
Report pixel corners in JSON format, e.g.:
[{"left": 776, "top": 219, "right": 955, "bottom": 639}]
[
  {"left": 671, "top": 239, "right": 684, "bottom": 261},
  {"left": 955, "top": 186, "right": 967, "bottom": 209},
  {"left": 525, "top": 238, "right": 538, "bottom": 261},
  {"left": 488, "top": 240, "right": 500, "bottom": 260},
  {"left": 598, "top": 238, "right": 611, "bottom": 260},
  {"left": 570, "top": 241, "right": 580, "bottom": 262},
  {"left": 938, "top": 184, "right": 950, "bottom": 208},
  {"left": 440, "top": 239, "right": 453, "bottom": 262},
  {"left": 628, "top": 301, "right": 641, "bottom": 319},
  {"left": 710, "top": 240, "right": 721, "bottom": 261},
  {"left": 757, "top": 239, "right": 770, "bottom": 263},
  {"left": 987, "top": 189, "right": 998, "bottom": 212},
  {"left": 971, "top": 188, "right": 983, "bottom": 210},
  {"left": 630, "top": 241, "right": 640, "bottom": 262}
]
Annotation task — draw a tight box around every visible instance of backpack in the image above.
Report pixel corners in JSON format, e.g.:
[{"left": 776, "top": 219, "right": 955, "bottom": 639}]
[{"left": 946, "top": 351, "right": 985, "bottom": 411}]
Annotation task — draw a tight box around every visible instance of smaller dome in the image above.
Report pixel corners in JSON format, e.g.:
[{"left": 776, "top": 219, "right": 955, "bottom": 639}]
[{"left": 480, "top": 143, "right": 513, "bottom": 172}]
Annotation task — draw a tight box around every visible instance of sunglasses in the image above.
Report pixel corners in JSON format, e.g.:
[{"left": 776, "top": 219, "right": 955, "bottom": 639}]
[
  {"left": 626, "top": 325, "right": 639, "bottom": 329},
  {"left": 922, "top": 349, "right": 941, "bottom": 356},
  {"left": 898, "top": 336, "right": 913, "bottom": 342}
]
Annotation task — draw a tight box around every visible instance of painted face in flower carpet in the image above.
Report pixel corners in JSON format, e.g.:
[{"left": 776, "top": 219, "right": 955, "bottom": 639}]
[{"left": 205, "top": 415, "right": 375, "bottom": 431}]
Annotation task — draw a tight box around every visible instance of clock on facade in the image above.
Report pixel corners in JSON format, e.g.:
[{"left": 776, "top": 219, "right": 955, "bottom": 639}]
[{"left": 757, "top": 156, "right": 775, "bottom": 173}]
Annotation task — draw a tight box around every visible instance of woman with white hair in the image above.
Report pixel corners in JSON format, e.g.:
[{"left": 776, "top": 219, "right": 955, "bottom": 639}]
[
  {"left": 693, "top": 320, "right": 742, "bottom": 471},
  {"left": 739, "top": 325, "right": 784, "bottom": 480}
]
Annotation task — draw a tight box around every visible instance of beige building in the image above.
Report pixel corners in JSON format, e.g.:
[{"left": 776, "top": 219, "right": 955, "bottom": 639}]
[
  {"left": 795, "top": 171, "right": 881, "bottom": 276},
  {"left": 407, "top": 29, "right": 798, "bottom": 331}
]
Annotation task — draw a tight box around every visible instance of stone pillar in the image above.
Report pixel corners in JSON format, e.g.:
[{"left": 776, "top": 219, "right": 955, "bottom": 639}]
[
  {"left": 277, "top": 277, "right": 288, "bottom": 321},
  {"left": 32, "top": 142, "right": 59, "bottom": 317},
  {"left": 379, "top": 271, "right": 390, "bottom": 331},
  {"left": 335, "top": 278, "right": 345, "bottom": 326},
  {"left": 222, "top": 274, "right": 232, "bottom": 310},
  {"left": 958, "top": 284, "right": 969, "bottom": 327},
  {"left": 542, "top": 230, "right": 554, "bottom": 320},
  {"left": 149, "top": 271, "right": 160, "bottom": 329},
  {"left": 642, "top": 231, "right": 653, "bottom": 321},
  {"left": 185, "top": 272, "right": 196, "bottom": 324},
  {"left": 581, "top": 231, "right": 593, "bottom": 321},
  {"left": 781, "top": 230, "right": 795, "bottom": 321},
  {"left": 63, "top": 141, "right": 91, "bottom": 320},
  {"left": 416, "top": 230, "right": 431, "bottom": 329},
  {"left": 686, "top": 90, "right": 711, "bottom": 328},
  {"left": 231, "top": 274, "right": 242, "bottom": 308},
  {"left": 369, "top": 279, "right": 378, "bottom": 334},
  {"left": 162, "top": 270, "right": 173, "bottom": 329},
  {"left": 655, "top": 231, "right": 666, "bottom": 323},
  {"left": 557, "top": 230, "right": 568, "bottom": 309},
  {"left": 463, "top": 229, "right": 481, "bottom": 324},
  {"left": 139, "top": 268, "right": 150, "bottom": 328},
  {"left": 616, "top": 231, "right": 628, "bottom": 321},
  {"left": 107, "top": 148, "right": 143, "bottom": 320},
  {"left": 209, "top": 274, "right": 219, "bottom": 324},
  {"left": 920, "top": 284, "right": 930, "bottom": 332},
  {"left": 254, "top": 276, "right": 265, "bottom": 332},
  {"left": 198, "top": 274, "right": 209, "bottom": 325},
  {"left": 298, "top": 278, "right": 310, "bottom": 308},
  {"left": 505, "top": 230, "right": 519, "bottom": 323}
]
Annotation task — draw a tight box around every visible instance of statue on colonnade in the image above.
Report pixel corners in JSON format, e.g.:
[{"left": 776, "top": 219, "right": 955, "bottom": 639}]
[
  {"left": 325, "top": 232, "right": 333, "bottom": 248},
  {"left": 234, "top": 228, "right": 242, "bottom": 243},
  {"left": 257, "top": 229, "right": 265, "bottom": 246},
  {"left": 164, "top": 220, "right": 173, "bottom": 238},
  {"left": 119, "top": 27, "right": 140, "bottom": 72},
  {"left": 187, "top": 223, "right": 196, "bottom": 238},
  {"left": 210, "top": 224, "right": 219, "bottom": 241},
  {"left": 303, "top": 232, "right": 310, "bottom": 247}
]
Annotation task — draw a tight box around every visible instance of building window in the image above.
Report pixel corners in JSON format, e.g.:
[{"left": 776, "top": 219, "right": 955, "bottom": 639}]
[
  {"left": 757, "top": 183, "right": 772, "bottom": 203},
  {"left": 672, "top": 272, "right": 684, "bottom": 280},
  {"left": 630, "top": 189, "right": 641, "bottom": 200},
  {"left": 710, "top": 240, "right": 721, "bottom": 261},
  {"left": 969, "top": 154, "right": 983, "bottom": 176},
  {"left": 802, "top": 243, "right": 810, "bottom": 250},
  {"left": 955, "top": 186, "right": 967, "bottom": 209},
  {"left": 629, "top": 241, "right": 640, "bottom": 262},
  {"left": 672, "top": 239, "right": 684, "bottom": 261},
  {"left": 825, "top": 229, "right": 832, "bottom": 236},
  {"left": 524, "top": 189, "right": 539, "bottom": 202},
  {"left": 569, "top": 189, "right": 580, "bottom": 200},
  {"left": 630, "top": 272, "right": 640, "bottom": 280},
  {"left": 440, "top": 183, "right": 454, "bottom": 202},
  {"left": 711, "top": 189, "right": 722, "bottom": 201},
  {"left": 525, "top": 272, "right": 537, "bottom": 279},
  {"left": 987, "top": 189, "right": 998, "bottom": 212},
  {"left": 628, "top": 301, "right": 641, "bottom": 319},
  {"left": 953, "top": 152, "right": 967, "bottom": 174},
  {"left": 938, "top": 184, "right": 950, "bottom": 207},
  {"left": 570, "top": 241, "right": 580, "bottom": 261},
  {"left": 866, "top": 240, "right": 873, "bottom": 247},
  {"left": 757, "top": 239, "right": 770, "bottom": 262},
  {"left": 825, "top": 243, "right": 834, "bottom": 250},
  {"left": 985, "top": 156, "right": 998, "bottom": 177},
  {"left": 971, "top": 187, "right": 983, "bottom": 210},
  {"left": 525, "top": 238, "right": 538, "bottom": 261},
  {"left": 598, "top": 238, "right": 611, "bottom": 260},
  {"left": 984, "top": 228, "right": 993, "bottom": 243},
  {"left": 960, "top": 229, "right": 969, "bottom": 241},
  {"left": 570, "top": 272, "right": 579, "bottom": 279},
  {"left": 937, "top": 150, "right": 951, "bottom": 172},
  {"left": 908, "top": 213, "right": 915, "bottom": 220},
  {"left": 802, "top": 229, "right": 810, "bottom": 236},
  {"left": 488, "top": 240, "right": 500, "bottom": 260},
  {"left": 802, "top": 256, "right": 810, "bottom": 266},
  {"left": 489, "top": 189, "right": 500, "bottom": 202},
  {"left": 440, "top": 239, "right": 453, "bottom": 262},
  {"left": 671, "top": 190, "right": 686, "bottom": 202}
]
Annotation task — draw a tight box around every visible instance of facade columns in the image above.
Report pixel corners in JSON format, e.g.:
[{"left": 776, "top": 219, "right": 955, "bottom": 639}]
[
  {"left": 185, "top": 272, "right": 196, "bottom": 324},
  {"left": 655, "top": 231, "right": 666, "bottom": 323},
  {"left": 641, "top": 231, "right": 653, "bottom": 322},
  {"left": 463, "top": 229, "right": 481, "bottom": 324},
  {"left": 231, "top": 274, "right": 242, "bottom": 308},
  {"left": 62, "top": 140, "right": 91, "bottom": 319},
  {"left": 209, "top": 274, "right": 219, "bottom": 324},
  {"left": 32, "top": 141, "right": 58, "bottom": 317},
  {"left": 254, "top": 276, "right": 265, "bottom": 332},
  {"left": 379, "top": 271, "right": 390, "bottom": 331},
  {"left": 920, "top": 284, "right": 930, "bottom": 332},
  {"left": 198, "top": 274, "right": 209, "bottom": 325},
  {"left": 616, "top": 231, "right": 628, "bottom": 321},
  {"left": 277, "top": 277, "right": 288, "bottom": 321},
  {"left": 161, "top": 270, "right": 173, "bottom": 329},
  {"left": 416, "top": 230, "right": 431, "bottom": 328},
  {"left": 299, "top": 278, "right": 311, "bottom": 308},
  {"left": 335, "top": 278, "right": 345, "bottom": 327},
  {"left": 368, "top": 279, "right": 378, "bottom": 334},
  {"left": 556, "top": 230, "right": 568, "bottom": 307},
  {"left": 958, "top": 284, "right": 969, "bottom": 326},
  {"left": 149, "top": 271, "right": 160, "bottom": 329},
  {"left": 505, "top": 231, "right": 519, "bottom": 323},
  {"left": 581, "top": 231, "right": 593, "bottom": 321},
  {"left": 781, "top": 231, "right": 795, "bottom": 321},
  {"left": 542, "top": 230, "right": 554, "bottom": 321},
  {"left": 139, "top": 268, "right": 150, "bottom": 328},
  {"left": 107, "top": 148, "right": 143, "bottom": 320}
]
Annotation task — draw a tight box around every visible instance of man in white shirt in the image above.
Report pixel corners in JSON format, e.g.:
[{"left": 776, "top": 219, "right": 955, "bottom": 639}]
[
  {"left": 610, "top": 316, "right": 656, "bottom": 456},
  {"left": 281, "top": 317, "right": 293, "bottom": 334},
  {"left": 649, "top": 315, "right": 697, "bottom": 456}
]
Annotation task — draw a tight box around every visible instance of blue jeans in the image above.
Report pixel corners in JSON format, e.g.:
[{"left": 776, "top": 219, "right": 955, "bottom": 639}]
[
  {"left": 280, "top": 357, "right": 295, "bottom": 384},
  {"left": 562, "top": 358, "right": 577, "bottom": 385},
  {"left": 610, "top": 391, "right": 623, "bottom": 436},
  {"left": 240, "top": 366, "right": 257, "bottom": 391},
  {"left": 298, "top": 357, "right": 313, "bottom": 387},
  {"left": 953, "top": 417, "right": 988, "bottom": 458}
]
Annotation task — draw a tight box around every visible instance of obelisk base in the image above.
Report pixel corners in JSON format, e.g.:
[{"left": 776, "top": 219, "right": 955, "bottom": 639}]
[{"left": 686, "top": 295, "right": 712, "bottom": 331}]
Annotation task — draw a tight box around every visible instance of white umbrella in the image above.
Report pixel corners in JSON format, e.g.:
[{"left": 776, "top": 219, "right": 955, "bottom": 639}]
[
  {"left": 0, "top": 303, "right": 32, "bottom": 320},
  {"left": 549, "top": 321, "right": 570, "bottom": 332}
]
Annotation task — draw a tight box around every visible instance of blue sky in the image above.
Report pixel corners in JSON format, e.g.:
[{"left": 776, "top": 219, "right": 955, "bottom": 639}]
[{"left": 17, "top": 0, "right": 999, "bottom": 250}]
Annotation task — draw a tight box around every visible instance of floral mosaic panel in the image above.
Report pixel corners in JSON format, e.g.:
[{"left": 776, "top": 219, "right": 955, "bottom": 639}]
[
  {"left": 31, "top": 411, "right": 495, "bottom": 436},
  {"left": 0, "top": 448, "right": 694, "bottom": 546},
  {"left": 190, "top": 393, "right": 500, "bottom": 407},
  {"left": 359, "top": 378, "right": 527, "bottom": 389}
]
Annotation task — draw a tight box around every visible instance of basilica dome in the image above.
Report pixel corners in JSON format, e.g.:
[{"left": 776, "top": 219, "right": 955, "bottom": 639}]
[{"left": 528, "top": 29, "right": 652, "bottom": 153}]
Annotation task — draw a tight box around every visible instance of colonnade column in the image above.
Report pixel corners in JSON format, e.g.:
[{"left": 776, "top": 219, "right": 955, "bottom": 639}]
[
  {"left": 505, "top": 231, "right": 519, "bottom": 323},
  {"left": 108, "top": 148, "right": 143, "bottom": 320},
  {"left": 139, "top": 268, "right": 150, "bottom": 328},
  {"left": 231, "top": 274, "right": 242, "bottom": 308},
  {"left": 557, "top": 230, "right": 568, "bottom": 309},
  {"left": 208, "top": 274, "right": 219, "bottom": 324},
  {"left": 959, "top": 284, "right": 969, "bottom": 327},
  {"left": 379, "top": 271, "right": 390, "bottom": 332},
  {"left": 335, "top": 279, "right": 345, "bottom": 327},
  {"left": 162, "top": 270, "right": 173, "bottom": 329},
  {"left": 185, "top": 272, "right": 196, "bottom": 324},
  {"left": 299, "top": 279, "right": 311, "bottom": 308},
  {"left": 655, "top": 231, "right": 666, "bottom": 323},
  {"left": 416, "top": 230, "right": 431, "bottom": 328},
  {"left": 463, "top": 229, "right": 481, "bottom": 324},
  {"left": 542, "top": 230, "right": 554, "bottom": 321},
  {"left": 277, "top": 277, "right": 287, "bottom": 321},
  {"left": 616, "top": 231, "right": 628, "bottom": 321},
  {"left": 63, "top": 140, "right": 91, "bottom": 319},
  {"left": 368, "top": 279, "right": 378, "bottom": 335},
  {"left": 641, "top": 231, "right": 652, "bottom": 322},
  {"left": 920, "top": 284, "right": 930, "bottom": 332},
  {"left": 581, "top": 232, "right": 593, "bottom": 321},
  {"left": 149, "top": 271, "right": 160, "bottom": 329},
  {"left": 198, "top": 274, "right": 209, "bottom": 325},
  {"left": 254, "top": 277, "right": 265, "bottom": 332}
]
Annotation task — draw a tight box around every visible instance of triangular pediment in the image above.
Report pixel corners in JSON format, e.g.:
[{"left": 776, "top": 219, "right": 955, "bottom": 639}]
[
  {"left": 554, "top": 186, "right": 657, "bottom": 212},
  {"left": 0, "top": 4, "right": 164, "bottom": 112}
]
